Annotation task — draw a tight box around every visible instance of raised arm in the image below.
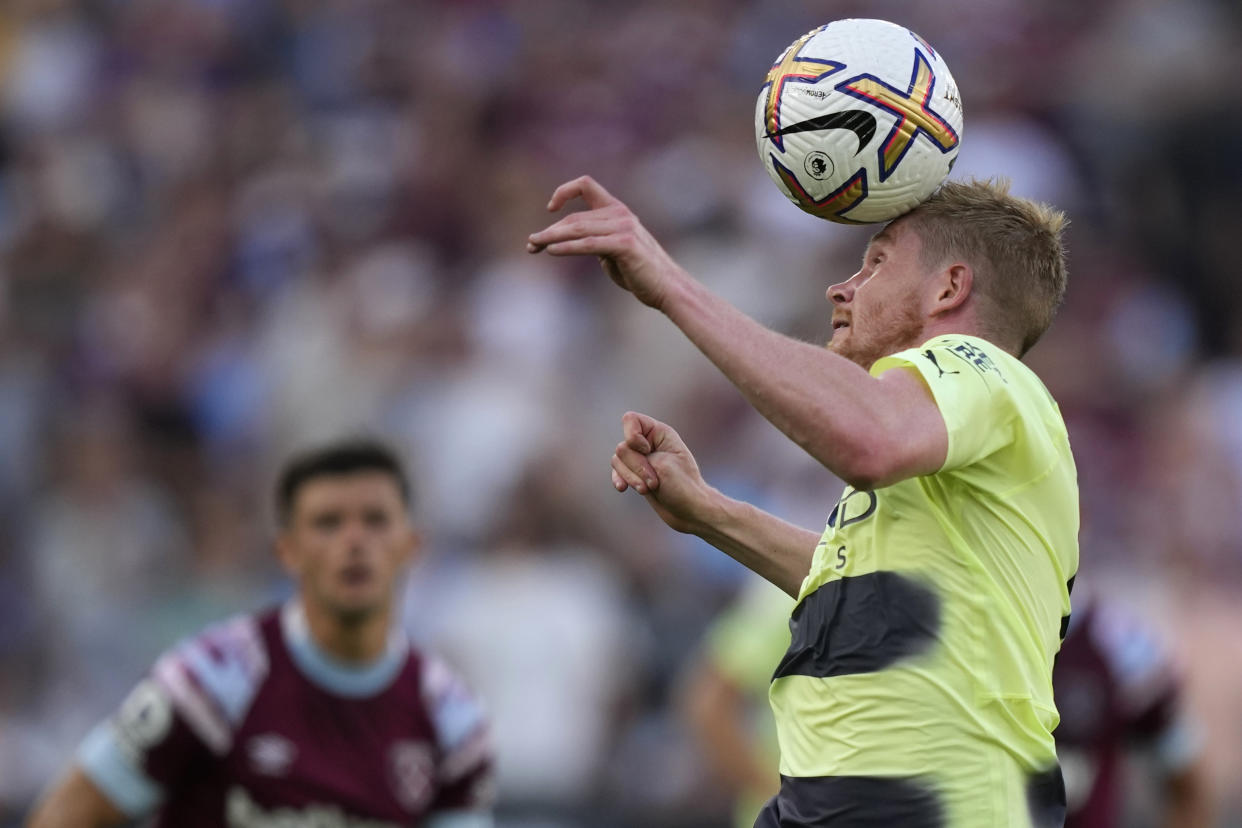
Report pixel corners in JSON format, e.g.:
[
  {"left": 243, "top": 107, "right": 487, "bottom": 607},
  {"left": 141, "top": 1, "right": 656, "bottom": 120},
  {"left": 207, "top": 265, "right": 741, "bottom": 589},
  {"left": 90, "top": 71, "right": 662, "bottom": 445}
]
[
  {"left": 661, "top": 276, "right": 946, "bottom": 489},
  {"left": 610, "top": 411, "right": 818, "bottom": 596},
  {"left": 529, "top": 176, "right": 947, "bottom": 489},
  {"left": 26, "top": 767, "right": 127, "bottom": 828}
]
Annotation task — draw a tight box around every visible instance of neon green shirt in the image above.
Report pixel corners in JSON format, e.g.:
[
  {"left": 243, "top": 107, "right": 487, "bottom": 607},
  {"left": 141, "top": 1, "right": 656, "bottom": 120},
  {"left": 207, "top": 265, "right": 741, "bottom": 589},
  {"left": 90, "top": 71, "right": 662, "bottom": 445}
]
[{"left": 768, "top": 335, "right": 1078, "bottom": 827}]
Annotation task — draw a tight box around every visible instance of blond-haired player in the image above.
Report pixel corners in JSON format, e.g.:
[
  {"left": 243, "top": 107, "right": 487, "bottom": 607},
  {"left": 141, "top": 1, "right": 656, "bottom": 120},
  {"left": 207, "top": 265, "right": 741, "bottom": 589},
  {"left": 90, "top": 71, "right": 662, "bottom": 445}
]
[{"left": 530, "top": 178, "right": 1077, "bottom": 827}]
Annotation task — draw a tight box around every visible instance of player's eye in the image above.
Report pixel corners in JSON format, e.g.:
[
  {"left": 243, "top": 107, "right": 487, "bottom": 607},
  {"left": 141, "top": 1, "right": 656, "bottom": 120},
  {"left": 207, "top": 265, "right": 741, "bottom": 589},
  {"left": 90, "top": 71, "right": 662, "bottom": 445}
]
[
  {"left": 363, "top": 510, "right": 390, "bottom": 529},
  {"left": 859, "top": 253, "right": 882, "bottom": 271},
  {"left": 312, "top": 512, "right": 342, "bottom": 531}
]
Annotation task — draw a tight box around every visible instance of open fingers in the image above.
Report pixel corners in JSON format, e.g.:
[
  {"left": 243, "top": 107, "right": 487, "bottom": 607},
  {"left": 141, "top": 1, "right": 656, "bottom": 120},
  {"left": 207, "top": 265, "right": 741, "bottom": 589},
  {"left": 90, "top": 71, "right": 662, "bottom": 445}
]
[
  {"left": 547, "top": 175, "right": 619, "bottom": 213},
  {"left": 537, "top": 237, "right": 624, "bottom": 258},
  {"left": 527, "top": 212, "right": 625, "bottom": 254}
]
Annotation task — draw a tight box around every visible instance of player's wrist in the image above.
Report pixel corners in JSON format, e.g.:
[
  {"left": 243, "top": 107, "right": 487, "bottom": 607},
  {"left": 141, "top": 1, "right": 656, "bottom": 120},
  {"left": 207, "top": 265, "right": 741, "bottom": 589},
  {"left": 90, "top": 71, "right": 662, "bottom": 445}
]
[
  {"left": 692, "top": 486, "right": 737, "bottom": 536},
  {"left": 655, "top": 265, "right": 701, "bottom": 318}
]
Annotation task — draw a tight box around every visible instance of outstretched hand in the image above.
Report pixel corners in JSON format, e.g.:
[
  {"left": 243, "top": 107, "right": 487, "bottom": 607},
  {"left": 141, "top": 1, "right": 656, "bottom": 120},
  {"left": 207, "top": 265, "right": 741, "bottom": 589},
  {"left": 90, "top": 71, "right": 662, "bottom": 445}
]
[
  {"left": 610, "top": 411, "right": 715, "bottom": 535},
  {"left": 527, "top": 176, "right": 688, "bottom": 310}
]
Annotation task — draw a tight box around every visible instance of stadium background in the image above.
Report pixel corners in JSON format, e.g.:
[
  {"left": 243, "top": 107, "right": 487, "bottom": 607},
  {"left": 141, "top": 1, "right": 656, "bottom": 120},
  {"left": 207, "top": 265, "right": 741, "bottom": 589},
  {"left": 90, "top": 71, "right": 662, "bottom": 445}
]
[{"left": 1, "top": 0, "right": 1241, "bottom": 825}]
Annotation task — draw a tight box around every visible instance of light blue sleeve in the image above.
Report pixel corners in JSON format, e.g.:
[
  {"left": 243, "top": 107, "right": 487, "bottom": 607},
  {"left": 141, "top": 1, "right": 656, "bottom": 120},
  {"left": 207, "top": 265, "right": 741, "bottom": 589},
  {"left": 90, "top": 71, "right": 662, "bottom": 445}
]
[
  {"left": 426, "top": 812, "right": 495, "bottom": 828},
  {"left": 76, "top": 722, "right": 164, "bottom": 817},
  {"left": 1151, "top": 712, "right": 1204, "bottom": 772}
]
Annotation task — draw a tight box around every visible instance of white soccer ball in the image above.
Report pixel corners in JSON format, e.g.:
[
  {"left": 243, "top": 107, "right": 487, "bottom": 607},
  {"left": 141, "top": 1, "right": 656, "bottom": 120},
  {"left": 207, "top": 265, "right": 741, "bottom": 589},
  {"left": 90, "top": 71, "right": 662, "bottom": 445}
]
[{"left": 755, "top": 19, "right": 964, "bottom": 225}]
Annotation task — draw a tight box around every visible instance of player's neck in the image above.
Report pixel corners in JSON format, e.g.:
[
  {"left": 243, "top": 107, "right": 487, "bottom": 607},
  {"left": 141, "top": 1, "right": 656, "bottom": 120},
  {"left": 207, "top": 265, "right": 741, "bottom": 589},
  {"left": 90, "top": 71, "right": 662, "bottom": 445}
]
[
  {"left": 921, "top": 311, "right": 1019, "bottom": 356},
  {"left": 300, "top": 597, "right": 393, "bottom": 664}
]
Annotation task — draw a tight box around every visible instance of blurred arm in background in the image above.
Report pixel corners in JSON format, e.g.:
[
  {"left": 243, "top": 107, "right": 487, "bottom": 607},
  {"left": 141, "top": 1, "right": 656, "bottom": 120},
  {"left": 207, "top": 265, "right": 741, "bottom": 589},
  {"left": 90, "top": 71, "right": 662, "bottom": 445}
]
[
  {"left": 679, "top": 576, "right": 794, "bottom": 828},
  {"left": 1147, "top": 703, "right": 1211, "bottom": 828},
  {"left": 1162, "top": 753, "right": 1211, "bottom": 828},
  {"left": 25, "top": 766, "right": 126, "bottom": 828}
]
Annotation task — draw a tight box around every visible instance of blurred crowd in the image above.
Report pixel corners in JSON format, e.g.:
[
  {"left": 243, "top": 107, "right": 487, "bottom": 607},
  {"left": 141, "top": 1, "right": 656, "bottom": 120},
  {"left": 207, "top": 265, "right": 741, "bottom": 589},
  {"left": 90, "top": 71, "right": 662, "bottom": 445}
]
[{"left": 1, "top": 0, "right": 1241, "bottom": 825}]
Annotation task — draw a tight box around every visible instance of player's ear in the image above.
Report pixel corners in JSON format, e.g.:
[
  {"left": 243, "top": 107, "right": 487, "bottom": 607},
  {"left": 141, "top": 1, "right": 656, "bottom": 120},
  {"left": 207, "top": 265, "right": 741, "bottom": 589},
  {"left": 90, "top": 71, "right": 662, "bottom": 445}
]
[
  {"left": 930, "top": 262, "right": 972, "bottom": 316},
  {"left": 399, "top": 525, "right": 423, "bottom": 567},
  {"left": 274, "top": 530, "right": 301, "bottom": 576}
]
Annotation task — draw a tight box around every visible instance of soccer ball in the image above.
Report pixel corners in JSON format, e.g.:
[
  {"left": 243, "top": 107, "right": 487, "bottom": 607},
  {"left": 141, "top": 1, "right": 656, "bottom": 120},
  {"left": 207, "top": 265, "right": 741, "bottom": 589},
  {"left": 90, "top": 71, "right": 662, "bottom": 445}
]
[{"left": 756, "top": 19, "right": 964, "bottom": 225}]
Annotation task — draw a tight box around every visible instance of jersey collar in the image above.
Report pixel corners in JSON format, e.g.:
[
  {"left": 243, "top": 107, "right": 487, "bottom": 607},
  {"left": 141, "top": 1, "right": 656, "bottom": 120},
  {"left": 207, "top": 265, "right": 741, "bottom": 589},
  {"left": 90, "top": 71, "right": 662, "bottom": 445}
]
[{"left": 280, "top": 600, "right": 408, "bottom": 697}]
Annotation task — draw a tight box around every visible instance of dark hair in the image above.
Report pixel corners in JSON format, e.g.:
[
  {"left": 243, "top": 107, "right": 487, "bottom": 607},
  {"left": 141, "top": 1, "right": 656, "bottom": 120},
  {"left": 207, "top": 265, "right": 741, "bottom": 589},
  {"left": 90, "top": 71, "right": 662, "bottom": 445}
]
[{"left": 275, "top": 439, "right": 411, "bottom": 525}]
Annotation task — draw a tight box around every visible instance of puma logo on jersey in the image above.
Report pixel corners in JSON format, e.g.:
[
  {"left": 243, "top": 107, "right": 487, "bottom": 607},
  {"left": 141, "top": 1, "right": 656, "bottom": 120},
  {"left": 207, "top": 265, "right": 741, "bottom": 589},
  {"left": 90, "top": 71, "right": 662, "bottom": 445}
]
[{"left": 922, "top": 349, "right": 959, "bottom": 378}]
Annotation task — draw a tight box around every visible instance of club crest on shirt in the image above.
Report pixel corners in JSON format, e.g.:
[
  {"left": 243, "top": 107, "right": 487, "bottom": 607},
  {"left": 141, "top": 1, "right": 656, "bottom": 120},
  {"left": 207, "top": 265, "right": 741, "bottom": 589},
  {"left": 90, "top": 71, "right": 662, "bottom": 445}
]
[
  {"left": 387, "top": 740, "right": 435, "bottom": 813},
  {"left": 246, "top": 733, "right": 297, "bottom": 776}
]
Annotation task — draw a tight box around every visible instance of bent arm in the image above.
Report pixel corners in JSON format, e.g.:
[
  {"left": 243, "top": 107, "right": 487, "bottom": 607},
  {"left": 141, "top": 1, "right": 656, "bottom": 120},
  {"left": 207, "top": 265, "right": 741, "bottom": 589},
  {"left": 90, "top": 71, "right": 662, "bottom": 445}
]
[
  {"left": 695, "top": 489, "right": 819, "bottom": 597},
  {"left": 663, "top": 278, "right": 947, "bottom": 489},
  {"left": 610, "top": 412, "right": 818, "bottom": 595},
  {"left": 26, "top": 767, "right": 128, "bottom": 828}
]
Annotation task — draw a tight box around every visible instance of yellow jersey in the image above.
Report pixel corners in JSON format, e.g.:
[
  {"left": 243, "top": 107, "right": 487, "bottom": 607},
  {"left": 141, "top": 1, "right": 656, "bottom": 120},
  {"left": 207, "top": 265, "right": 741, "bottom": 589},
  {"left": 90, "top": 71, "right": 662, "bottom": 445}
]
[{"left": 765, "top": 335, "right": 1078, "bottom": 828}]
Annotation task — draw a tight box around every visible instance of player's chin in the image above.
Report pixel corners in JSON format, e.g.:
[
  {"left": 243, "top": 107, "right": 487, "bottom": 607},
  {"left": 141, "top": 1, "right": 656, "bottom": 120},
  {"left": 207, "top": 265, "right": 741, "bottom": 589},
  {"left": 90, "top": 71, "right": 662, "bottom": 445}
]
[
  {"left": 827, "top": 338, "right": 872, "bottom": 369},
  {"left": 330, "top": 599, "right": 385, "bottom": 626},
  {"left": 326, "top": 586, "right": 388, "bottom": 622}
]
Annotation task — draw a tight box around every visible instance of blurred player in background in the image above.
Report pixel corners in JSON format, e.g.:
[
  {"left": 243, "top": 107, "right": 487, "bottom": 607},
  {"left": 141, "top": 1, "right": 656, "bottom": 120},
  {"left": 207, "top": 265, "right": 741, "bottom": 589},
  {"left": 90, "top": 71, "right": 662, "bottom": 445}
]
[
  {"left": 1054, "top": 590, "right": 1211, "bottom": 828},
  {"left": 530, "top": 176, "right": 1077, "bottom": 827},
  {"left": 26, "top": 440, "right": 494, "bottom": 828},
  {"left": 681, "top": 575, "right": 792, "bottom": 828}
]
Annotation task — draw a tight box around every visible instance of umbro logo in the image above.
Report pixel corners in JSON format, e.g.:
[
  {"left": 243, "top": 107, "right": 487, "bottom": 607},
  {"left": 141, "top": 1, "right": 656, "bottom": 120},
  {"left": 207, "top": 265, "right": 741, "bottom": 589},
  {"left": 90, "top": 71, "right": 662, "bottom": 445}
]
[{"left": 246, "top": 733, "right": 296, "bottom": 776}]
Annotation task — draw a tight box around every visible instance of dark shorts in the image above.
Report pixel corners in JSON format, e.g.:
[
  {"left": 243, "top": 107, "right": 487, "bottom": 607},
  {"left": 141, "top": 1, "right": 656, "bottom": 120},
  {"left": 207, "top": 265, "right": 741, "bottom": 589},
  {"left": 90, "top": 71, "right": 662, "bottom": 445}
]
[
  {"left": 754, "top": 770, "right": 1065, "bottom": 828},
  {"left": 754, "top": 776, "right": 945, "bottom": 828}
]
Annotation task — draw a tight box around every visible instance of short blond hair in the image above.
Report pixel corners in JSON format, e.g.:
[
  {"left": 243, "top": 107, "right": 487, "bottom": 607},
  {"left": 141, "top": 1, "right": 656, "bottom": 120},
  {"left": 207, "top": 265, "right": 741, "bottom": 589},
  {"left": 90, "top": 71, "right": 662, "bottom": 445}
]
[{"left": 898, "top": 179, "right": 1068, "bottom": 356}]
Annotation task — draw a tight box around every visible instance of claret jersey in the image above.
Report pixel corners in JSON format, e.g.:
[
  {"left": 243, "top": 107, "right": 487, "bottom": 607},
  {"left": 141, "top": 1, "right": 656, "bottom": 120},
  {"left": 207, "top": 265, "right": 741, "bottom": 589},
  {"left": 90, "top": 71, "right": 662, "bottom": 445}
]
[
  {"left": 77, "top": 601, "right": 494, "bottom": 827},
  {"left": 765, "top": 335, "right": 1079, "bottom": 828},
  {"left": 1054, "top": 598, "right": 1198, "bottom": 828}
]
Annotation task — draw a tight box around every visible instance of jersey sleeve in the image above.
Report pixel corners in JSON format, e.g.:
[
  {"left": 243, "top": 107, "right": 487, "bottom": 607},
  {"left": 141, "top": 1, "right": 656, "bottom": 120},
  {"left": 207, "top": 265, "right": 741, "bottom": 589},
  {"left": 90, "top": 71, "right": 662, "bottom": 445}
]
[
  {"left": 421, "top": 656, "right": 495, "bottom": 813},
  {"left": 870, "top": 336, "right": 1019, "bottom": 473},
  {"left": 76, "top": 614, "right": 269, "bottom": 817}
]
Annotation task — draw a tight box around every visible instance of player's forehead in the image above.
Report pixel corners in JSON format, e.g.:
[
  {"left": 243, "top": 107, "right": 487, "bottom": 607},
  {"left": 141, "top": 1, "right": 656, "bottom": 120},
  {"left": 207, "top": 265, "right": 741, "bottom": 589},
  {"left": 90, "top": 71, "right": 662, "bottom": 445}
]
[
  {"left": 291, "top": 471, "right": 407, "bottom": 514},
  {"left": 862, "top": 220, "right": 917, "bottom": 258}
]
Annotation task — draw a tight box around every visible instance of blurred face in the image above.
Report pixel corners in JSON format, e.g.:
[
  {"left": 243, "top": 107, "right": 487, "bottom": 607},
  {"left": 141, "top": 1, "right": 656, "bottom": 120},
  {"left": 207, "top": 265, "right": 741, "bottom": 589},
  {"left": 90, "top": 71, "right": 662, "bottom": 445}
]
[
  {"left": 826, "top": 219, "right": 931, "bottom": 369},
  {"left": 277, "top": 472, "right": 416, "bottom": 624}
]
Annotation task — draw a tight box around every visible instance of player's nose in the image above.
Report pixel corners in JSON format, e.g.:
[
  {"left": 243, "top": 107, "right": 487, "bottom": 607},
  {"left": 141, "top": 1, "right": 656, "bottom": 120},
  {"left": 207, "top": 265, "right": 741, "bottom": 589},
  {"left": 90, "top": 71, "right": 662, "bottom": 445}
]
[
  {"left": 343, "top": 540, "right": 371, "bottom": 564},
  {"left": 340, "top": 521, "right": 369, "bottom": 555},
  {"left": 827, "top": 273, "right": 856, "bottom": 305}
]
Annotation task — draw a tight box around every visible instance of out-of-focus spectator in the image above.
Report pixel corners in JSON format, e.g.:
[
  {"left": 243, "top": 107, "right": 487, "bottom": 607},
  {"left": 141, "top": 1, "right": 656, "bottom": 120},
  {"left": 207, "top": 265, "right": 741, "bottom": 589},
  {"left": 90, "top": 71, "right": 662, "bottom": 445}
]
[{"left": 404, "top": 464, "right": 636, "bottom": 824}]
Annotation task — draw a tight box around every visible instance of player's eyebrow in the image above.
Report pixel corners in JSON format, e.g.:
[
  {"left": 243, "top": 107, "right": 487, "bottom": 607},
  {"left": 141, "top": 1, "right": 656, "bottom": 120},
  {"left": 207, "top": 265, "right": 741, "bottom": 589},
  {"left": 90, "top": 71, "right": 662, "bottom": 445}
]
[{"left": 861, "top": 229, "right": 891, "bottom": 265}]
